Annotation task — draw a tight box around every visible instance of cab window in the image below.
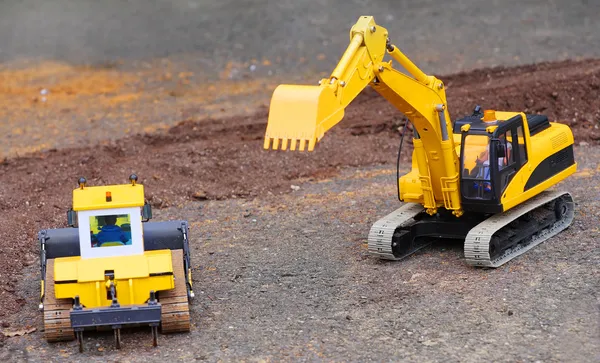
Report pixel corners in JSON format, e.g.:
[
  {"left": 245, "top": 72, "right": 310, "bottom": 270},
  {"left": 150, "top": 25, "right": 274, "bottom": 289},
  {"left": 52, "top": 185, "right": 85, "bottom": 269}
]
[
  {"left": 461, "top": 134, "right": 490, "bottom": 179},
  {"left": 90, "top": 214, "right": 132, "bottom": 247},
  {"left": 516, "top": 125, "right": 527, "bottom": 163},
  {"left": 461, "top": 134, "right": 494, "bottom": 199},
  {"left": 498, "top": 131, "right": 514, "bottom": 170}
]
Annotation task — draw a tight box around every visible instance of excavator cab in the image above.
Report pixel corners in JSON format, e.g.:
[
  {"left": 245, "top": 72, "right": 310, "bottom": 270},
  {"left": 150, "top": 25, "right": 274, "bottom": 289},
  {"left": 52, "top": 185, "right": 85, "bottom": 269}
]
[{"left": 458, "top": 111, "right": 529, "bottom": 213}]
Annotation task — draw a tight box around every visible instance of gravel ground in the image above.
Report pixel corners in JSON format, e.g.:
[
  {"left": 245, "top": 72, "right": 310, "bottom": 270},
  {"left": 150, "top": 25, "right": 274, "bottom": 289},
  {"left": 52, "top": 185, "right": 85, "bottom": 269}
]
[
  {"left": 2, "top": 147, "right": 599, "bottom": 362},
  {"left": 0, "top": 58, "right": 597, "bottom": 321},
  {"left": 0, "top": 59, "right": 598, "bottom": 362}
]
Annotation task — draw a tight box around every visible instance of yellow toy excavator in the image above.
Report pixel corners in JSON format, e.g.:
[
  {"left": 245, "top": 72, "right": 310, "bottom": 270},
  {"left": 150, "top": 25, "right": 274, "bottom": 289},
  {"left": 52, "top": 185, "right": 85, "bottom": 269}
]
[{"left": 264, "top": 16, "right": 576, "bottom": 267}]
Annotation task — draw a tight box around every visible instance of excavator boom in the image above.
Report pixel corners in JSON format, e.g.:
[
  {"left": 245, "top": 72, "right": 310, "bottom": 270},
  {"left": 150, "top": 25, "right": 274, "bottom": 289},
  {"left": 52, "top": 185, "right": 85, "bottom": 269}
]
[{"left": 264, "top": 16, "right": 461, "bottom": 214}]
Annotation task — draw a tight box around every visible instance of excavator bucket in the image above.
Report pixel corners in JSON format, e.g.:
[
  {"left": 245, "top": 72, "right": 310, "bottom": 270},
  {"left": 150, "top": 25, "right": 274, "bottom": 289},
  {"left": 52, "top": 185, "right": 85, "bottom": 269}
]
[{"left": 264, "top": 84, "right": 345, "bottom": 151}]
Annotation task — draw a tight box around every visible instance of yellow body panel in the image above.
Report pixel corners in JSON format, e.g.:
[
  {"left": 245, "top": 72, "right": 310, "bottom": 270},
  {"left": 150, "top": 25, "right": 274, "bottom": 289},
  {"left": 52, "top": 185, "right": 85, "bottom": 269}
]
[
  {"left": 400, "top": 113, "right": 576, "bottom": 213},
  {"left": 54, "top": 250, "right": 174, "bottom": 308},
  {"left": 73, "top": 184, "right": 145, "bottom": 211},
  {"left": 499, "top": 122, "right": 576, "bottom": 210}
]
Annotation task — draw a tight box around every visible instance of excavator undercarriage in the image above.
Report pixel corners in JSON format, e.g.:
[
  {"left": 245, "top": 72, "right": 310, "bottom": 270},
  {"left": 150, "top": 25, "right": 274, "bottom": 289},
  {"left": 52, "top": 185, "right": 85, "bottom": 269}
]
[{"left": 369, "top": 190, "right": 574, "bottom": 267}]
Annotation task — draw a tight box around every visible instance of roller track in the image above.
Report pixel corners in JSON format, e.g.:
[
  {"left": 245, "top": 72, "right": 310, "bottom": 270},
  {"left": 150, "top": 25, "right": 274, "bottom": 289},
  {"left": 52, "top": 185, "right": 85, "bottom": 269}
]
[
  {"left": 367, "top": 203, "right": 426, "bottom": 260},
  {"left": 44, "top": 250, "right": 191, "bottom": 343},
  {"left": 43, "top": 259, "right": 75, "bottom": 342},
  {"left": 159, "top": 249, "right": 191, "bottom": 333},
  {"left": 464, "top": 190, "right": 574, "bottom": 267}
]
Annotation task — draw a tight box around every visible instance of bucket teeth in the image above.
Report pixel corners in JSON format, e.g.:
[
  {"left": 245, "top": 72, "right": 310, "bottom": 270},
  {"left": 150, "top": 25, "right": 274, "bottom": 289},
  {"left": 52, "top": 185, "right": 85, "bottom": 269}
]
[{"left": 264, "top": 137, "right": 316, "bottom": 151}]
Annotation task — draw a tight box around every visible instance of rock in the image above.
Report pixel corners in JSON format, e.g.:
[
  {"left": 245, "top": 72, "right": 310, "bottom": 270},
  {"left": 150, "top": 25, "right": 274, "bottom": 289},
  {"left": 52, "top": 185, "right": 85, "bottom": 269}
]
[
  {"left": 2, "top": 326, "right": 36, "bottom": 337},
  {"left": 192, "top": 191, "right": 208, "bottom": 200},
  {"left": 421, "top": 339, "right": 439, "bottom": 346}
]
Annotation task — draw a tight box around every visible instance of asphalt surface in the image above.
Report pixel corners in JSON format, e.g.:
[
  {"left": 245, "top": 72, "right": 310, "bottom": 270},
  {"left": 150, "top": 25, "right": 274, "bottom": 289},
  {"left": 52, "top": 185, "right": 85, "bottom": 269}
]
[{"left": 1, "top": 0, "right": 599, "bottom": 76}]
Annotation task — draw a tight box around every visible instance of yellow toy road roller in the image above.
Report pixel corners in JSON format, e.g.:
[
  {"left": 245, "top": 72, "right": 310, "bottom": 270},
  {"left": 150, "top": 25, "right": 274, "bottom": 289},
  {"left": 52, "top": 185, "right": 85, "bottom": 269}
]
[{"left": 38, "top": 175, "right": 193, "bottom": 351}]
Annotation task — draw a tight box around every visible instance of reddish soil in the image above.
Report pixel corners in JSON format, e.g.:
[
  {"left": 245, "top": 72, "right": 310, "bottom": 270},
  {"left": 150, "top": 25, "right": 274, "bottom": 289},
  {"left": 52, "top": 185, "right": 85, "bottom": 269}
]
[{"left": 0, "top": 59, "right": 599, "bottom": 324}]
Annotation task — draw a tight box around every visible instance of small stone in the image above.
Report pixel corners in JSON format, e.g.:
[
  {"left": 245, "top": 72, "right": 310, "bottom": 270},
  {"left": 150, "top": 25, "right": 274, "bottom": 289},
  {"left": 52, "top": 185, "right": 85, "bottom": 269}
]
[
  {"left": 346, "top": 315, "right": 352, "bottom": 320},
  {"left": 507, "top": 310, "right": 514, "bottom": 316},
  {"left": 192, "top": 191, "right": 208, "bottom": 200},
  {"left": 291, "top": 185, "right": 300, "bottom": 191}
]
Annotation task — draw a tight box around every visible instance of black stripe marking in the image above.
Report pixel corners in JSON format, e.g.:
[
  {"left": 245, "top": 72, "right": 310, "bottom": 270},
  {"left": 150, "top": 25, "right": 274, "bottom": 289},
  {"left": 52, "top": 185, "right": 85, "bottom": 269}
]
[
  {"left": 149, "top": 272, "right": 174, "bottom": 277},
  {"left": 525, "top": 145, "right": 575, "bottom": 191}
]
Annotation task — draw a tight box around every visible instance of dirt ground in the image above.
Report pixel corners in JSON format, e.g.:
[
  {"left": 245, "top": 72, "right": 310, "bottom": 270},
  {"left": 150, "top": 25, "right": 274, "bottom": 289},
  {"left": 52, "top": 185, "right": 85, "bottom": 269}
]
[{"left": 0, "top": 59, "right": 599, "bottom": 362}]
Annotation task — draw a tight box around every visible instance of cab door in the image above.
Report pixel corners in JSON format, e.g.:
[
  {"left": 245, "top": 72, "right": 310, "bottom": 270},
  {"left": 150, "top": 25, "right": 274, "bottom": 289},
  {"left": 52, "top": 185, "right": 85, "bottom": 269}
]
[{"left": 492, "top": 115, "right": 528, "bottom": 199}]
